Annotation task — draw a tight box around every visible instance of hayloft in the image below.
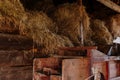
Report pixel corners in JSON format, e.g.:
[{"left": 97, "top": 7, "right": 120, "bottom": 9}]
[{"left": 0, "top": 0, "right": 120, "bottom": 80}]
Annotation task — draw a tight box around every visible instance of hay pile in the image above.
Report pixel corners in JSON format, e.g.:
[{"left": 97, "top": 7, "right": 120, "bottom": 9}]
[
  {"left": 0, "top": 16, "right": 20, "bottom": 33},
  {"left": 51, "top": 3, "right": 93, "bottom": 46},
  {"left": 0, "top": 0, "right": 26, "bottom": 33},
  {"left": 0, "top": 0, "right": 25, "bottom": 19},
  {"left": 0, "top": 0, "right": 73, "bottom": 55},
  {"left": 90, "top": 19, "right": 113, "bottom": 45},
  {"left": 106, "top": 14, "right": 120, "bottom": 38},
  {"left": 3, "top": 0, "right": 118, "bottom": 54},
  {"left": 21, "top": 12, "right": 73, "bottom": 54}
]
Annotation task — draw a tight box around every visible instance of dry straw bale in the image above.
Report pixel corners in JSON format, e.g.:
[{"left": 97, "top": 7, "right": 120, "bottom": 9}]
[
  {"left": 91, "top": 19, "right": 113, "bottom": 45},
  {"left": 0, "top": 0, "right": 25, "bottom": 20},
  {"left": 21, "top": 12, "right": 73, "bottom": 54},
  {"left": 106, "top": 14, "right": 120, "bottom": 38},
  {"left": 0, "top": 0, "right": 27, "bottom": 33},
  {"left": 0, "top": 16, "right": 20, "bottom": 33},
  {"left": 51, "top": 3, "right": 93, "bottom": 46},
  {"left": 20, "top": 11, "right": 58, "bottom": 34}
]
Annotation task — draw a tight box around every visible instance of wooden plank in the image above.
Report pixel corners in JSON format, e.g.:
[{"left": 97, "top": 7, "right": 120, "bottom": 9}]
[
  {"left": 117, "top": 61, "right": 120, "bottom": 76},
  {"left": 0, "top": 50, "right": 50, "bottom": 67},
  {"left": 33, "top": 72, "right": 50, "bottom": 80},
  {"left": 50, "top": 75, "right": 62, "bottom": 80},
  {"left": 0, "top": 50, "right": 33, "bottom": 66},
  {"left": 33, "top": 58, "right": 62, "bottom": 72},
  {"left": 62, "top": 58, "right": 90, "bottom": 80},
  {"left": 109, "top": 61, "right": 117, "bottom": 78},
  {"left": 58, "top": 46, "right": 97, "bottom": 56},
  {"left": 33, "top": 58, "right": 62, "bottom": 80},
  {"left": 59, "top": 46, "right": 97, "bottom": 51},
  {"left": 0, "top": 33, "right": 35, "bottom": 50},
  {"left": 0, "top": 66, "right": 32, "bottom": 80},
  {"left": 109, "top": 61, "right": 120, "bottom": 79},
  {"left": 110, "top": 77, "right": 120, "bottom": 80}
]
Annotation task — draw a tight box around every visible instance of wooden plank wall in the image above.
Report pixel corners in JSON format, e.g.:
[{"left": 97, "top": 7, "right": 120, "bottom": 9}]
[{"left": 0, "top": 34, "right": 37, "bottom": 80}]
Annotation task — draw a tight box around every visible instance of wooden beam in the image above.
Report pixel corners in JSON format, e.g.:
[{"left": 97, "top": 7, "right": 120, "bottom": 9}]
[
  {"left": 97, "top": 0, "right": 120, "bottom": 13},
  {"left": 0, "top": 50, "right": 34, "bottom": 66},
  {"left": 0, "top": 50, "right": 49, "bottom": 67},
  {"left": 59, "top": 46, "right": 97, "bottom": 51},
  {"left": 0, "top": 66, "right": 32, "bottom": 80},
  {"left": 0, "top": 33, "right": 35, "bottom": 50}
]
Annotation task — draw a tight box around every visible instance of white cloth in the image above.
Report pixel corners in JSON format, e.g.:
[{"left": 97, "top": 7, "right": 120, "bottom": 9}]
[{"left": 113, "top": 37, "right": 120, "bottom": 44}]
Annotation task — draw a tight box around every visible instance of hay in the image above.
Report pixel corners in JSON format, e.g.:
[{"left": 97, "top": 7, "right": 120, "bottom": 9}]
[
  {"left": 106, "top": 14, "right": 120, "bottom": 38},
  {"left": 0, "top": 0, "right": 25, "bottom": 20},
  {"left": 20, "top": 11, "right": 58, "bottom": 34},
  {"left": 90, "top": 19, "right": 113, "bottom": 45},
  {"left": 21, "top": 12, "right": 73, "bottom": 54},
  {"left": 51, "top": 3, "right": 93, "bottom": 46},
  {"left": 0, "top": 0, "right": 27, "bottom": 34},
  {"left": 0, "top": 16, "right": 20, "bottom": 33},
  {"left": 0, "top": 0, "right": 73, "bottom": 54}
]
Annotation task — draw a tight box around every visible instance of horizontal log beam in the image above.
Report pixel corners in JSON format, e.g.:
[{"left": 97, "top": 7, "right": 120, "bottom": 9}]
[
  {"left": 97, "top": 0, "right": 120, "bottom": 13},
  {"left": 0, "top": 66, "right": 32, "bottom": 80},
  {"left": 0, "top": 50, "right": 33, "bottom": 66},
  {"left": 59, "top": 46, "right": 97, "bottom": 51},
  {"left": 0, "top": 33, "right": 35, "bottom": 50},
  {"left": 0, "top": 50, "right": 48, "bottom": 67}
]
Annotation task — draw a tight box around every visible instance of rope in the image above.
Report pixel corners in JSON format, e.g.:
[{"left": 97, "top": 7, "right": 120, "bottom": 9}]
[{"left": 84, "top": 75, "right": 94, "bottom": 80}]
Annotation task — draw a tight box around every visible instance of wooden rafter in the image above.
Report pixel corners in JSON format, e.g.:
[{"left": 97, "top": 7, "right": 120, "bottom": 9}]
[{"left": 97, "top": 0, "right": 120, "bottom": 13}]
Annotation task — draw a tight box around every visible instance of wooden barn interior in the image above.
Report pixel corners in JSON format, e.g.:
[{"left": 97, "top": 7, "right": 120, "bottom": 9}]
[{"left": 0, "top": 0, "right": 120, "bottom": 80}]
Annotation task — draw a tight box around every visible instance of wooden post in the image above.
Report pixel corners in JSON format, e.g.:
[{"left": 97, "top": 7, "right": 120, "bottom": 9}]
[{"left": 77, "top": 0, "right": 84, "bottom": 46}]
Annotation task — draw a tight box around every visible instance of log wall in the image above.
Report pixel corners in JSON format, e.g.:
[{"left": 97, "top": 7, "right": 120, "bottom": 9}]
[{"left": 0, "top": 33, "right": 36, "bottom": 80}]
